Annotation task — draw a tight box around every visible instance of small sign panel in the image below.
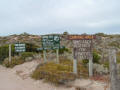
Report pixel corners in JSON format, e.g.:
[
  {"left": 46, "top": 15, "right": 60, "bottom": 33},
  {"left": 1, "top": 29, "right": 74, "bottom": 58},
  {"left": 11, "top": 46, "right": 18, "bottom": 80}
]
[{"left": 15, "top": 43, "right": 26, "bottom": 52}]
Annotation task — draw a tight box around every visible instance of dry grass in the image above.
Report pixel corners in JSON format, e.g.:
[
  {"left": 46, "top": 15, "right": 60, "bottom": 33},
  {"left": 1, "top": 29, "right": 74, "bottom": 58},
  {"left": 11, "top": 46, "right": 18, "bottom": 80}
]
[{"left": 32, "top": 59, "right": 88, "bottom": 85}]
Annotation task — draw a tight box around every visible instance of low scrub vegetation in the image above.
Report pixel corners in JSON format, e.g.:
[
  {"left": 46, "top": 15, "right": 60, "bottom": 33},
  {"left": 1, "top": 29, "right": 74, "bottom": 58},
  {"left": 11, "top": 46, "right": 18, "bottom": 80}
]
[
  {"left": 117, "top": 52, "right": 120, "bottom": 64},
  {"left": 3, "top": 56, "right": 25, "bottom": 68},
  {"left": 3, "top": 52, "right": 35, "bottom": 68},
  {"left": 0, "top": 44, "right": 15, "bottom": 64},
  {"left": 31, "top": 59, "right": 88, "bottom": 85},
  {"left": 21, "top": 52, "right": 34, "bottom": 60},
  {"left": 109, "top": 41, "right": 120, "bottom": 49},
  {"left": 82, "top": 51, "right": 101, "bottom": 65}
]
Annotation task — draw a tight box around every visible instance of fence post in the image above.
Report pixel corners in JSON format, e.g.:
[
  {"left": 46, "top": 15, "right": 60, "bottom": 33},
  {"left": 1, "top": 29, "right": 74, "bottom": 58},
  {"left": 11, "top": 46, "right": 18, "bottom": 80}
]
[
  {"left": 56, "top": 49, "right": 59, "bottom": 64},
  {"left": 89, "top": 55, "right": 93, "bottom": 77},
  {"left": 73, "top": 48, "right": 77, "bottom": 74},
  {"left": 9, "top": 44, "right": 11, "bottom": 62},
  {"left": 109, "top": 49, "right": 119, "bottom": 90},
  {"left": 43, "top": 50, "right": 47, "bottom": 63}
]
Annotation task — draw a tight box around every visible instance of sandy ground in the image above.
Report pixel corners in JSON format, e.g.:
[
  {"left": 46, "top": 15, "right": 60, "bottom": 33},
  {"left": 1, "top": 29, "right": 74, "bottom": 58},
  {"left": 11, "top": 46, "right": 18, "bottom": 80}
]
[{"left": 0, "top": 60, "right": 109, "bottom": 90}]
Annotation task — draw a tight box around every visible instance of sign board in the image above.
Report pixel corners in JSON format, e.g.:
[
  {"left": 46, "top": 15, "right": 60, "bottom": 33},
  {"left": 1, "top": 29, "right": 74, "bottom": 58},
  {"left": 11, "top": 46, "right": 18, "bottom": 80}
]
[
  {"left": 68, "top": 35, "right": 95, "bottom": 40},
  {"left": 15, "top": 43, "right": 26, "bottom": 52},
  {"left": 42, "top": 35, "right": 60, "bottom": 50},
  {"left": 69, "top": 35, "right": 94, "bottom": 60}
]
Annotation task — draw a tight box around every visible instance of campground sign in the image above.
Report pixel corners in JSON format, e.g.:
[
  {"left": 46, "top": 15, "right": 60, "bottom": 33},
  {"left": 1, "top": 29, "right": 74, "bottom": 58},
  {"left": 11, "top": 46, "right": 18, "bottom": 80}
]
[
  {"left": 73, "top": 40, "right": 92, "bottom": 60},
  {"left": 68, "top": 35, "right": 95, "bottom": 76},
  {"left": 68, "top": 35, "right": 95, "bottom": 60}
]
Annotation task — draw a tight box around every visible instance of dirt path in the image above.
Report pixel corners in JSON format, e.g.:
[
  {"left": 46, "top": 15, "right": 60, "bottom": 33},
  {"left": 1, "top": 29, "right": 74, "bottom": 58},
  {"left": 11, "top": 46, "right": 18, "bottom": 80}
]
[{"left": 0, "top": 61, "right": 108, "bottom": 90}]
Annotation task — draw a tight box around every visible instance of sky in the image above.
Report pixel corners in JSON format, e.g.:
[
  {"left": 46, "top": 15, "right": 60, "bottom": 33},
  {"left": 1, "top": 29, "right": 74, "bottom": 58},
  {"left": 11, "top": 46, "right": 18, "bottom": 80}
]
[{"left": 0, "top": 0, "right": 120, "bottom": 36}]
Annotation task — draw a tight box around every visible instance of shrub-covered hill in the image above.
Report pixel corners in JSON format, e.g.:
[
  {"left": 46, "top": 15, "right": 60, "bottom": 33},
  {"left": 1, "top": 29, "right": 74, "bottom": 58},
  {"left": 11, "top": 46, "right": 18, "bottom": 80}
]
[{"left": 0, "top": 32, "right": 120, "bottom": 63}]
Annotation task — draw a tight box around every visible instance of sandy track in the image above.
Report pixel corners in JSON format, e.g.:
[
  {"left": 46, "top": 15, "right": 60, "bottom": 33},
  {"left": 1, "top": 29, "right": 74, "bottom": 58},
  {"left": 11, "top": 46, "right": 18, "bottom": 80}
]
[{"left": 0, "top": 61, "right": 108, "bottom": 90}]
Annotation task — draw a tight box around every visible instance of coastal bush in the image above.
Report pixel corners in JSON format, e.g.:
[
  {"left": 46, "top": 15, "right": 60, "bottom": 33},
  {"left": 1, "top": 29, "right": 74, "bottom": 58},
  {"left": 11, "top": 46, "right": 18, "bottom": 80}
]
[
  {"left": 31, "top": 59, "right": 88, "bottom": 85},
  {"left": 3, "top": 56, "right": 25, "bottom": 68},
  {"left": 82, "top": 51, "right": 101, "bottom": 65},
  {"left": 21, "top": 52, "right": 34, "bottom": 60},
  {"left": 0, "top": 44, "right": 15, "bottom": 63}
]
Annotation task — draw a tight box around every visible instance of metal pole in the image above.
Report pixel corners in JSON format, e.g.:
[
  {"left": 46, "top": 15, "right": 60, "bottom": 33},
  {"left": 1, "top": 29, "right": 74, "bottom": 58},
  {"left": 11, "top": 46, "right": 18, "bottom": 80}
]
[
  {"left": 9, "top": 44, "right": 11, "bottom": 62},
  {"left": 73, "top": 48, "right": 77, "bottom": 74},
  {"left": 43, "top": 50, "right": 47, "bottom": 63},
  {"left": 56, "top": 49, "right": 59, "bottom": 64},
  {"left": 109, "top": 49, "right": 119, "bottom": 90}
]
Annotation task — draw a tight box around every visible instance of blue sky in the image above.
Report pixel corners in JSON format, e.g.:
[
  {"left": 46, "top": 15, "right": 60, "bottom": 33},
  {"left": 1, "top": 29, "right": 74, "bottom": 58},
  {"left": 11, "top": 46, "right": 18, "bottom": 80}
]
[{"left": 0, "top": 0, "right": 120, "bottom": 36}]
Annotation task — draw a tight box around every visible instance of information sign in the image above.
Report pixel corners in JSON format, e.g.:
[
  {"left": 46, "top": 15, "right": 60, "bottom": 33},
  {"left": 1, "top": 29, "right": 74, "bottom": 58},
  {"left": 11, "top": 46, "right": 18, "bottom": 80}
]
[
  {"left": 15, "top": 43, "right": 26, "bottom": 52},
  {"left": 69, "top": 35, "right": 95, "bottom": 60},
  {"left": 42, "top": 35, "right": 60, "bottom": 50}
]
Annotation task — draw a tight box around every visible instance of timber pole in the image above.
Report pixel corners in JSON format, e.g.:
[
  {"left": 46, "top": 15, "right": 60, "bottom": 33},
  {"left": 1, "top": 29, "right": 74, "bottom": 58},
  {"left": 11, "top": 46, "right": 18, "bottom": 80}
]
[
  {"left": 9, "top": 44, "right": 11, "bottom": 62},
  {"left": 109, "top": 49, "right": 119, "bottom": 90}
]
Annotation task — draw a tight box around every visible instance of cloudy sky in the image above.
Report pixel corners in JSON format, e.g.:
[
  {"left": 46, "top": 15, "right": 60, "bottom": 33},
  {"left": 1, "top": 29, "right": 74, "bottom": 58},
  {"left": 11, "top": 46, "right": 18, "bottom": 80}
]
[{"left": 0, "top": 0, "right": 120, "bottom": 36}]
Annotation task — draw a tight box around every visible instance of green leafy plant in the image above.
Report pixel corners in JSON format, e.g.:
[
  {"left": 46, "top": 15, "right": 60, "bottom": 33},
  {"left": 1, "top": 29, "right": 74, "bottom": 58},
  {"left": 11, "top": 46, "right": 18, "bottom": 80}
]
[
  {"left": 93, "top": 51, "right": 101, "bottom": 64},
  {"left": 82, "top": 51, "right": 101, "bottom": 65}
]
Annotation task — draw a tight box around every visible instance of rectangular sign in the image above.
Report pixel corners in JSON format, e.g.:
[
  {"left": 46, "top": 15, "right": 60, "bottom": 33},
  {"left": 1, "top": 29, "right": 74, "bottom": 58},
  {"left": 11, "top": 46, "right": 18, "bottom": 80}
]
[
  {"left": 68, "top": 35, "right": 95, "bottom": 40},
  {"left": 42, "top": 35, "right": 60, "bottom": 50},
  {"left": 73, "top": 39, "right": 93, "bottom": 60},
  {"left": 15, "top": 43, "right": 26, "bottom": 52}
]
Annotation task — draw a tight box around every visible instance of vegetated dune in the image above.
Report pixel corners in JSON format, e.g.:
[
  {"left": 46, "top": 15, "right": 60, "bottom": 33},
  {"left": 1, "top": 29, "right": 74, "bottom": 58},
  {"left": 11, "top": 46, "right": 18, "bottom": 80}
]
[{"left": 0, "top": 60, "right": 108, "bottom": 90}]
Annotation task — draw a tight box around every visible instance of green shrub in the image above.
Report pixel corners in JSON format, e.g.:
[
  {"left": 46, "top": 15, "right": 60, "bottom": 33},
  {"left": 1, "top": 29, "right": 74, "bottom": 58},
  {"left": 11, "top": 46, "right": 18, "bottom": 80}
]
[
  {"left": 109, "top": 41, "right": 120, "bottom": 49},
  {"left": 21, "top": 52, "right": 34, "bottom": 60},
  {"left": 25, "top": 43, "right": 39, "bottom": 52},
  {"left": 0, "top": 44, "right": 15, "bottom": 63},
  {"left": 93, "top": 51, "right": 101, "bottom": 64},
  {"left": 3, "top": 56, "right": 25, "bottom": 68},
  {"left": 103, "top": 61, "right": 109, "bottom": 69},
  {"left": 82, "top": 59, "right": 89, "bottom": 65},
  {"left": 52, "top": 47, "right": 71, "bottom": 54},
  {"left": 116, "top": 52, "right": 120, "bottom": 64},
  {"left": 82, "top": 51, "right": 101, "bottom": 65},
  {"left": 95, "top": 33, "right": 108, "bottom": 37},
  {"left": 32, "top": 59, "right": 88, "bottom": 85}
]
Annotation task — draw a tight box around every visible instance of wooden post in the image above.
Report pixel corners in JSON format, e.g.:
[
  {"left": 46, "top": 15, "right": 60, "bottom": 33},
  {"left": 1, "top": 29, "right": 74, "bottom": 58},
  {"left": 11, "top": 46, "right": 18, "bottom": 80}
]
[
  {"left": 73, "top": 48, "right": 77, "bottom": 74},
  {"left": 89, "top": 39, "right": 93, "bottom": 77},
  {"left": 43, "top": 50, "right": 47, "bottom": 63},
  {"left": 109, "top": 49, "right": 119, "bottom": 90},
  {"left": 89, "top": 54, "right": 93, "bottom": 77},
  {"left": 56, "top": 49, "right": 59, "bottom": 64},
  {"left": 9, "top": 44, "right": 11, "bottom": 62}
]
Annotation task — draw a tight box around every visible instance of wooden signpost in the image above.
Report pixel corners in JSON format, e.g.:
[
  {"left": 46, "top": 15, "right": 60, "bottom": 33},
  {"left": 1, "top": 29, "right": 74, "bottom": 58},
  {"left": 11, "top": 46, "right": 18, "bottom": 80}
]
[
  {"left": 41, "top": 35, "right": 60, "bottom": 63},
  {"left": 68, "top": 35, "right": 95, "bottom": 77}
]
